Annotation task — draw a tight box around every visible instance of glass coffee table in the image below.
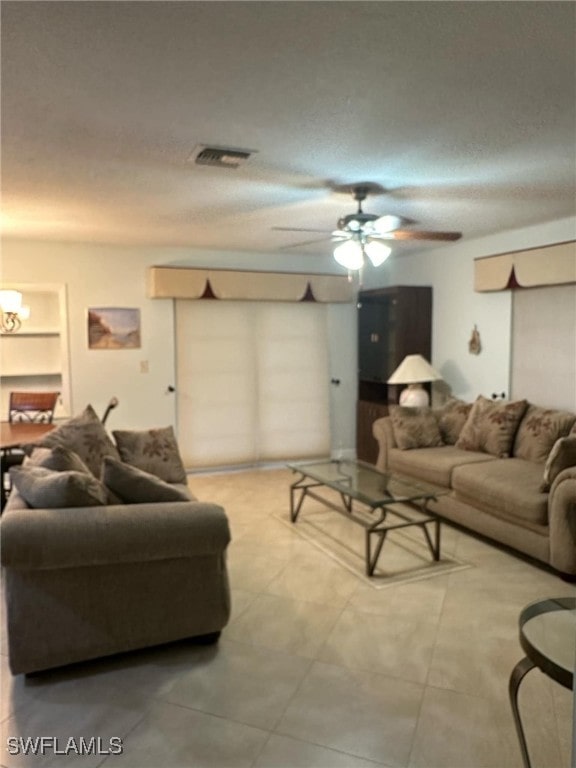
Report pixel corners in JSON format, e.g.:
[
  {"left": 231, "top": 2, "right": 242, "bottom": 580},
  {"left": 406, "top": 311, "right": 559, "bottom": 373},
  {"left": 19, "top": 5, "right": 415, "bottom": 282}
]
[{"left": 287, "top": 459, "right": 447, "bottom": 577}]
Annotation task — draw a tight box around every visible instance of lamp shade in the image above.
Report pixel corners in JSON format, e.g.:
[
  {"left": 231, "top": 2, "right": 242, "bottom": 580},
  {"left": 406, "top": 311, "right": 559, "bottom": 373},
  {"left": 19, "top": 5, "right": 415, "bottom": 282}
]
[
  {"left": 364, "top": 240, "right": 391, "bottom": 267},
  {"left": 387, "top": 354, "right": 442, "bottom": 385},
  {"left": 0, "top": 290, "right": 23, "bottom": 313},
  {"left": 333, "top": 240, "right": 364, "bottom": 270}
]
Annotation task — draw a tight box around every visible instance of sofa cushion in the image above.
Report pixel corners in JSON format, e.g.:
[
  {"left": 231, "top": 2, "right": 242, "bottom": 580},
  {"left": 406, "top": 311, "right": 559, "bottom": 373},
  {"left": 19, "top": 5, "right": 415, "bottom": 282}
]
[
  {"left": 456, "top": 396, "right": 528, "bottom": 458},
  {"left": 452, "top": 458, "right": 548, "bottom": 526},
  {"left": 113, "top": 426, "right": 187, "bottom": 483},
  {"left": 513, "top": 405, "right": 576, "bottom": 463},
  {"left": 389, "top": 445, "right": 496, "bottom": 487},
  {"left": 434, "top": 398, "right": 473, "bottom": 445},
  {"left": 32, "top": 405, "right": 120, "bottom": 477},
  {"left": 388, "top": 406, "right": 444, "bottom": 450},
  {"left": 540, "top": 436, "right": 576, "bottom": 492},
  {"left": 28, "top": 445, "right": 92, "bottom": 475},
  {"left": 9, "top": 465, "right": 107, "bottom": 509},
  {"left": 102, "top": 457, "right": 192, "bottom": 504}
]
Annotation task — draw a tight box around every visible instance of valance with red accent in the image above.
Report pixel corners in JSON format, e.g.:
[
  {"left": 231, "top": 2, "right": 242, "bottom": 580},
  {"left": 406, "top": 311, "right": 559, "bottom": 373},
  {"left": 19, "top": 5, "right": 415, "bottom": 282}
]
[
  {"left": 148, "top": 267, "right": 354, "bottom": 303},
  {"left": 474, "top": 240, "right": 576, "bottom": 292}
]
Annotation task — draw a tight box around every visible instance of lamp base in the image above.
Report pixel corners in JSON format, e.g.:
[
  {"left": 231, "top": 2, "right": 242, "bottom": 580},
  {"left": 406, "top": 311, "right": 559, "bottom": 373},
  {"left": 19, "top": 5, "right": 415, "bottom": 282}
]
[{"left": 399, "top": 384, "right": 429, "bottom": 408}]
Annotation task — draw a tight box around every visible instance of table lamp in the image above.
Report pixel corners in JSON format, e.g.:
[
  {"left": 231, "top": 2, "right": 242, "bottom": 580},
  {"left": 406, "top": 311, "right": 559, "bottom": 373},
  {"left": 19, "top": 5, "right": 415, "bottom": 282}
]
[{"left": 387, "top": 354, "right": 442, "bottom": 407}]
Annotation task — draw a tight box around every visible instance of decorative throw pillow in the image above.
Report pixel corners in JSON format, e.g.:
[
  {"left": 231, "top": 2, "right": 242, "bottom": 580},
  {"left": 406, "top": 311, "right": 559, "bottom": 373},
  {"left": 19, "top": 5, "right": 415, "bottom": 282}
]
[
  {"left": 388, "top": 406, "right": 444, "bottom": 451},
  {"left": 513, "top": 405, "right": 576, "bottom": 463},
  {"left": 31, "top": 405, "right": 120, "bottom": 477},
  {"left": 435, "top": 398, "right": 473, "bottom": 445},
  {"left": 28, "top": 445, "right": 92, "bottom": 475},
  {"left": 101, "top": 457, "right": 191, "bottom": 504},
  {"left": 456, "top": 396, "right": 528, "bottom": 458},
  {"left": 10, "top": 465, "right": 107, "bottom": 508},
  {"left": 540, "top": 436, "right": 576, "bottom": 492},
  {"left": 112, "top": 426, "right": 187, "bottom": 483}
]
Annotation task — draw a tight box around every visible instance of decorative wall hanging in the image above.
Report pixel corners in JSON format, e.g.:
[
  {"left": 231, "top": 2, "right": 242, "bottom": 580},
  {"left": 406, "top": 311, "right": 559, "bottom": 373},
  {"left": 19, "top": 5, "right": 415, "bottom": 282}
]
[
  {"left": 88, "top": 307, "right": 141, "bottom": 350},
  {"left": 468, "top": 325, "right": 482, "bottom": 355}
]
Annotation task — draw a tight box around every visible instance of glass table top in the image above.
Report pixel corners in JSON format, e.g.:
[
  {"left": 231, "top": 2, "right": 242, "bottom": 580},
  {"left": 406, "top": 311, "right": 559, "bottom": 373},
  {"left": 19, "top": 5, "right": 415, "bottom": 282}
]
[
  {"left": 519, "top": 597, "right": 576, "bottom": 689},
  {"left": 288, "top": 459, "right": 448, "bottom": 508}
]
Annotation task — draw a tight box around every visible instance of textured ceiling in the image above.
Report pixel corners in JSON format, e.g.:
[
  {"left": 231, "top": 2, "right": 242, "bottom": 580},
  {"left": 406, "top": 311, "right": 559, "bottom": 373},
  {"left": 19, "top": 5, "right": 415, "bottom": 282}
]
[{"left": 1, "top": 1, "right": 575, "bottom": 259}]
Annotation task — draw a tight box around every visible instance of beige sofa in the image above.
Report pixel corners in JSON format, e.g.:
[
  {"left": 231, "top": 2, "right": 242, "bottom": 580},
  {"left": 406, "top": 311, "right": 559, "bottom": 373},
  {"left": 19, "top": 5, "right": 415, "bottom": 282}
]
[
  {"left": 373, "top": 398, "right": 576, "bottom": 577},
  {"left": 1, "top": 488, "right": 231, "bottom": 675},
  {"left": 0, "top": 406, "right": 231, "bottom": 675}
]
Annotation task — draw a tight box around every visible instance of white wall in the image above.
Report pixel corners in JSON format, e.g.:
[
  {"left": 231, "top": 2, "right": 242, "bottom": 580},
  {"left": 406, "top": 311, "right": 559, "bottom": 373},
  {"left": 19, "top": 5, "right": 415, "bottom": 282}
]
[
  {"left": 2, "top": 216, "right": 572, "bottom": 451},
  {"left": 0, "top": 239, "right": 357, "bottom": 451},
  {"left": 362, "top": 216, "right": 576, "bottom": 407}
]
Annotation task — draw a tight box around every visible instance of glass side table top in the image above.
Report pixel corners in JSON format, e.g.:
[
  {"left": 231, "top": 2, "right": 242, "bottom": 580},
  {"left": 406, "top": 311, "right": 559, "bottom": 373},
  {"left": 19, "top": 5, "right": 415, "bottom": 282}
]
[
  {"left": 287, "top": 459, "right": 448, "bottom": 508},
  {"left": 519, "top": 597, "right": 576, "bottom": 689}
]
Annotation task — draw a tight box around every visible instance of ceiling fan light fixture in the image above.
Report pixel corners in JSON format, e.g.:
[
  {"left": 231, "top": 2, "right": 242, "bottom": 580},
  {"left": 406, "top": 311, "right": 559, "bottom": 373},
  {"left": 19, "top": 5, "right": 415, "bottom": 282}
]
[
  {"left": 364, "top": 240, "right": 392, "bottom": 266},
  {"left": 333, "top": 240, "right": 364, "bottom": 270},
  {"left": 373, "top": 214, "right": 403, "bottom": 233}
]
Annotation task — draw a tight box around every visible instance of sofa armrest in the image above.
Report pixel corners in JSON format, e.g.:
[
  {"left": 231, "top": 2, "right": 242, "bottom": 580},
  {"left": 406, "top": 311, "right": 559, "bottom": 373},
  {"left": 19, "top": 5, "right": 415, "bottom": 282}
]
[
  {"left": 548, "top": 466, "right": 576, "bottom": 575},
  {"left": 372, "top": 417, "right": 397, "bottom": 472},
  {"left": 0, "top": 502, "right": 231, "bottom": 571}
]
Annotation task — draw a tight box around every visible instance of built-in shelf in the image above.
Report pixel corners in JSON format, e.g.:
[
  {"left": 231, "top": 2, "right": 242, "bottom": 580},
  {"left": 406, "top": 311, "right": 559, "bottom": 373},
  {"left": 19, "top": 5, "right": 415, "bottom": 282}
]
[
  {"left": 2, "top": 371, "right": 62, "bottom": 378},
  {"left": 1, "top": 328, "right": 60, "bottom": 337},
  {"left": 0, "top": 283, "right": 70, "bottom": 420}
]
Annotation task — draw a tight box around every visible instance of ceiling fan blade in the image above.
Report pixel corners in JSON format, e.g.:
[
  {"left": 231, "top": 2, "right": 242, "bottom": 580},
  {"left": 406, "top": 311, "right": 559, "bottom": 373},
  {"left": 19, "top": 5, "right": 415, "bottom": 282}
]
[
  {"left": 272, "top": 226, "right": 334, "bottom": 234},
  {"left": 381, "top": 230, "right": 462, "bottom": 241},
  {"left": 279, "top": 236, "right": 332, "bottom": 250}
]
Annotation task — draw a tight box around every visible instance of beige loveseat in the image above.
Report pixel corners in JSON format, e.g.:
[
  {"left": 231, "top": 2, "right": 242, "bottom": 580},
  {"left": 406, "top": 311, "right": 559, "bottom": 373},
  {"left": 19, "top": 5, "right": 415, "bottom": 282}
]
[
  {"left": 373, "top": 397, "right": 576, "bottom": 577},
  {"left": 1, "top": 406, "right": 231, "bottom": 675}
]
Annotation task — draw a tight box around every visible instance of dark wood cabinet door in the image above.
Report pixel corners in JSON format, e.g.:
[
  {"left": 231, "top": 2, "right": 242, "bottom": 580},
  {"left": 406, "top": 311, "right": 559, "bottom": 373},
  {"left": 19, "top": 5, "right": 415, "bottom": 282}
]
[
  {"left": 356, "top": 285, "right": 432, "bottom": 462},
  {"left": 356, "top": 400, "right": 389, "bottom": 464}
]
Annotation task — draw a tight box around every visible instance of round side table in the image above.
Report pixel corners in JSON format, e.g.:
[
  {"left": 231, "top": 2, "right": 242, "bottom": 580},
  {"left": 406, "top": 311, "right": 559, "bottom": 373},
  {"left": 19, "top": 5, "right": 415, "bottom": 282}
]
[{"left": 509, "top": 597, "right": 575, "bottom": 768}]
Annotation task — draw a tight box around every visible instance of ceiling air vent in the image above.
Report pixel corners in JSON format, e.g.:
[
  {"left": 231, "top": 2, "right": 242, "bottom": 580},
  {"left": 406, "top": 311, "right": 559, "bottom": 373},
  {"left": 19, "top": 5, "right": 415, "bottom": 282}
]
[{"left": 190, "top": 145, "right": 255, "bottom": 169}]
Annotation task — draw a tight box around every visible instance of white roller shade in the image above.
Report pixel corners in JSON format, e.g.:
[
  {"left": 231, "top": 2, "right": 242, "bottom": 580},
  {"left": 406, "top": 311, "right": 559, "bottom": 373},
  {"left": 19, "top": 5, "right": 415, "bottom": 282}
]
[{"left": 176, "top": 300, "right": 330, "bottom": 468}]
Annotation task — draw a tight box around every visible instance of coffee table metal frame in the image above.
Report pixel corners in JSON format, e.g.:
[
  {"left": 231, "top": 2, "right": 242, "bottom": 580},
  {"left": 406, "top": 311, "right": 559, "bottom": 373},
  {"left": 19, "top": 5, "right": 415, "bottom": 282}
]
[
  {"left": 509, "top": 596, "right": 575, "bottom": 768},
  {"left": 288, "top": 459, "right": 444, "bottom": 577}
]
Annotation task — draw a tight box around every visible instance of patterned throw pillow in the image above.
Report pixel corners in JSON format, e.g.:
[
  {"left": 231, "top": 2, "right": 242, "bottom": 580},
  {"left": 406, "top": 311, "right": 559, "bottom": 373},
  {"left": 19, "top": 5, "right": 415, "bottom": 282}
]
[
  {"left": 513, "top": 405, "right": 576, "bottom": 463},
  {"left": 112, "top": 426, "right": 187, "bottom": 483},
  {"left": 32, "top": 405, "right": 120, "bottom": 477},
  {"left": 10, "top": 465, "right": 107, "bottom": 508},
  {"left": 28, "top": 445, "right": 92, "bottom": 475},
  {"left": 388, "top": 406, "right": 444, "bottom": 451},
  {"left": 456, "top": 396, "right": 528, "bottom": 458},
  {"left": 102, "top": 457, "right": 191, "bottom": 504},
  {"left": 540, "top": 436, "right": 576, "bottom": 492},
  {"left": 435, "top": 398, "right": 473, "bottom": 445}
]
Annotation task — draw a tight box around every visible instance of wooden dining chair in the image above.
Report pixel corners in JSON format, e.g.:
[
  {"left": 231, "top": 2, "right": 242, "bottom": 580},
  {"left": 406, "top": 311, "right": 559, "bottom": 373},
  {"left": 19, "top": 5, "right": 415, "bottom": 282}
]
[
  {"left": 2, "top": 392, "right": 60, "bottom": 510},
  {"left": 8, "top": 391, "right": 60, "bottom": 424}
]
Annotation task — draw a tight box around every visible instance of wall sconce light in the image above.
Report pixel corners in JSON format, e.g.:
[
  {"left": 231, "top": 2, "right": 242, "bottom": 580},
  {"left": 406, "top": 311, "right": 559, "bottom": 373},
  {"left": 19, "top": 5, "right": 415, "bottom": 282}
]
[{"left": 0, "top": 290, "right": 30, "bottom": 333}]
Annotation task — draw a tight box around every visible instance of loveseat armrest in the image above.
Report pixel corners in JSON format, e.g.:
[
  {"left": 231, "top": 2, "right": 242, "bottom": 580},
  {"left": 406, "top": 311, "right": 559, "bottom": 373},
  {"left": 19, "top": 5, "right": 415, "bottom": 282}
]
[
  {"left": 372, "top": 416, "right": 397, "bottom": 472},
  {"left": 548, "top": 466, "right": 576, "bottom": 575},
  {"left": 0, "top": 502, "right": 231, "bottom": 571}
]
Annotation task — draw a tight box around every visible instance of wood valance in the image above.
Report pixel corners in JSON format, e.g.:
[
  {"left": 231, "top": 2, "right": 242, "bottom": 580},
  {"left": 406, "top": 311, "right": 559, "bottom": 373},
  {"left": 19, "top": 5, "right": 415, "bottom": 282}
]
[
  {"left": 148, "top": 267, "right": 354, "bottom": 303},
  {"left": 474, "top": 240, "right": 576, "bottom": 292}
]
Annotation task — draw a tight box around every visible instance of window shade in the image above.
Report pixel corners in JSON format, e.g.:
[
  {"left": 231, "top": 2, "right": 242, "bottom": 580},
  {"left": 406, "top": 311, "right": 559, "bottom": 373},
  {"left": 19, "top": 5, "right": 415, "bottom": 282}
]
[{"left": 175, "top": 300, "right": 330, "bottom": 467}]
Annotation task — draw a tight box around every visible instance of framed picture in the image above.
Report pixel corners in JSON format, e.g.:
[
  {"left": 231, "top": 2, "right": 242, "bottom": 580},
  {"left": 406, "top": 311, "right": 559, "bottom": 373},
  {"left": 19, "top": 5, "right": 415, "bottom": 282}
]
[{"left": 88, "top": 307, "right": 141, "bottom": 350}]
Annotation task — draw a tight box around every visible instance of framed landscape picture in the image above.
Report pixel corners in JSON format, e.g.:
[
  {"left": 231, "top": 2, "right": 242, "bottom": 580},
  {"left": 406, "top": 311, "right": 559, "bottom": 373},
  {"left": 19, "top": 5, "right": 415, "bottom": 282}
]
[{"left": 88, "top": 307, "right": 141, "bottom": 350}]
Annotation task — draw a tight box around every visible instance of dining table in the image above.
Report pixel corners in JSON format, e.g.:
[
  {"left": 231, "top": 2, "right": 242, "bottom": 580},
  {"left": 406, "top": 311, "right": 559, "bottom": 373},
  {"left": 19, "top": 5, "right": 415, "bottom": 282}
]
[
  {"left": 1, "top": 421, "right": 56, "bottom": 509},
  {"left": 1, "top": 421, "right": 56, "bottom": 450}
]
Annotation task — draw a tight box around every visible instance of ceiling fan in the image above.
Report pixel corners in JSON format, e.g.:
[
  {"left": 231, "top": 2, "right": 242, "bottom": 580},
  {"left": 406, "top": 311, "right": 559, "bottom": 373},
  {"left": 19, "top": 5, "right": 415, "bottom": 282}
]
[{"left": 273, "top": 184, "right": 462, "bottom": 270}]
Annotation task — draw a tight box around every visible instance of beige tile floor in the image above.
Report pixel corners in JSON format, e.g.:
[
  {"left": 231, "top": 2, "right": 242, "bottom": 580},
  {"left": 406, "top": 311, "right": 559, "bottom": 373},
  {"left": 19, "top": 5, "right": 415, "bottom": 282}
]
[{"left": 1, "top": 467, "right": 574, "bottom": 768}]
